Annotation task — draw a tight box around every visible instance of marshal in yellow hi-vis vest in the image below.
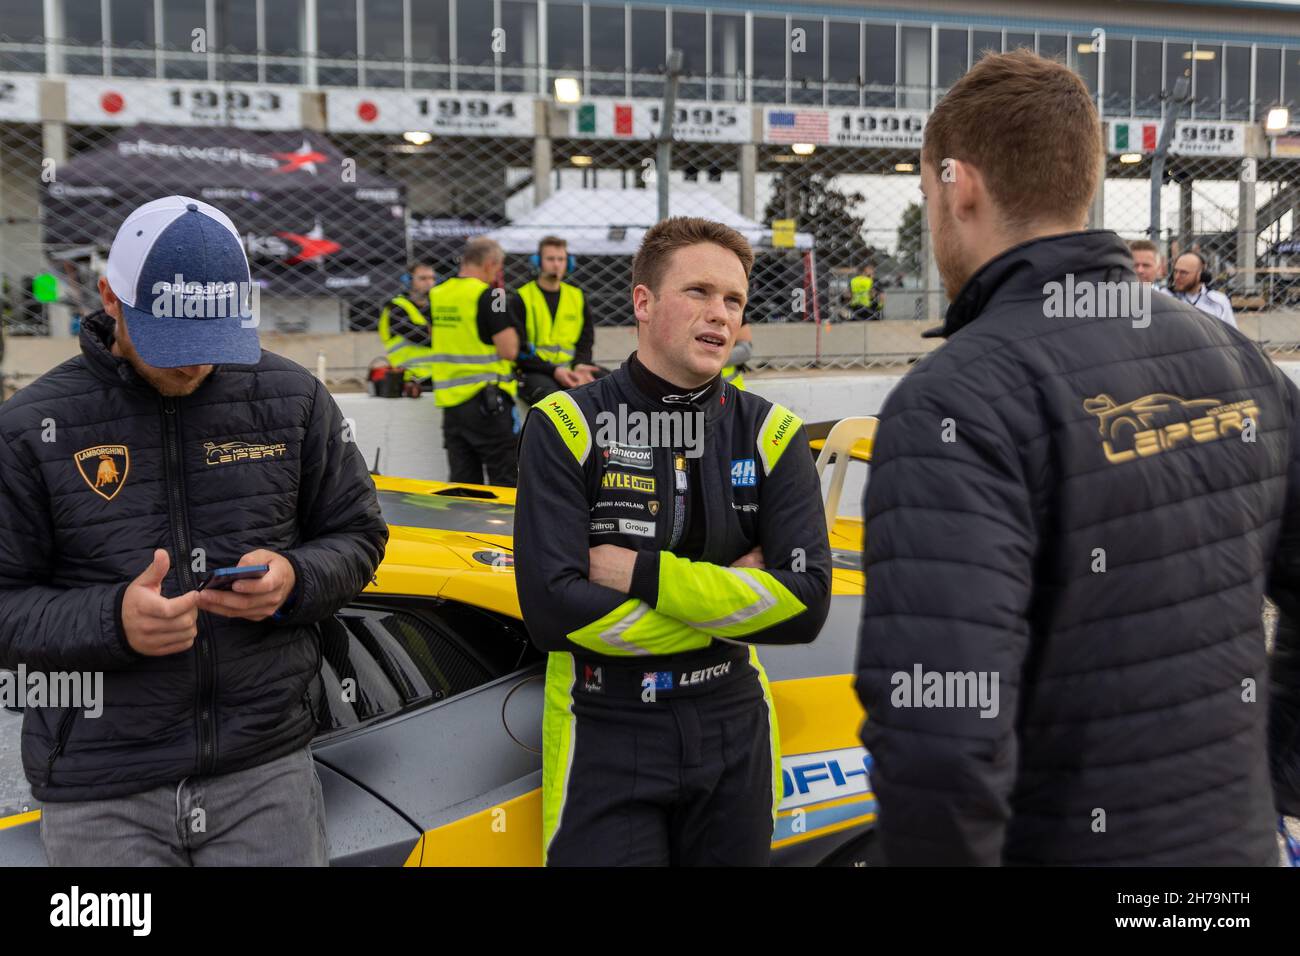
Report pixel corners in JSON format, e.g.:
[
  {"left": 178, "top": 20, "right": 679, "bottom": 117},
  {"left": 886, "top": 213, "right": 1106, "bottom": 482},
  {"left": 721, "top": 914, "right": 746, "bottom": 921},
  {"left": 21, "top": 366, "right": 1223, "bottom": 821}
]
[
  {"left": 518, "top": 280, "right": 585, "bottom": 366},
  {"left": 850, "top": 274, "right": 877, "bottom": 307},
  {"left": 426, "top": 276, "right": 519, "bottom": 408},
  {"left": 721, "top": 364, "right": 746, "bottom": 390},
  {"left": 379, "top": 294, "right": 437, "bottom": 384}
]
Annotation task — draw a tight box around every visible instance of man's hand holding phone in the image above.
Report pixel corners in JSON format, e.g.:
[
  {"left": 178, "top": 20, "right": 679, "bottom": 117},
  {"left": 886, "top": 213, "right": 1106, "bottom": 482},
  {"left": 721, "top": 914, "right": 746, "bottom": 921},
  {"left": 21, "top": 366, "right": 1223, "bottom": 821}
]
[
  {"left": 121, "top": 549, "right": 200, "bottom": 656},
  {"left": 197, "top": 549, "right": 296, "bottom": 622}
]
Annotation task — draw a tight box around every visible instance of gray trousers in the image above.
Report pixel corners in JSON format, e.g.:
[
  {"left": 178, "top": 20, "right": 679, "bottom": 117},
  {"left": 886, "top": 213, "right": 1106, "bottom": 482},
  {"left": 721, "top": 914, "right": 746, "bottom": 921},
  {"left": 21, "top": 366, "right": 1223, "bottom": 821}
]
[{"left": 40, "top": 745, "right": 328, "bottom": 866}]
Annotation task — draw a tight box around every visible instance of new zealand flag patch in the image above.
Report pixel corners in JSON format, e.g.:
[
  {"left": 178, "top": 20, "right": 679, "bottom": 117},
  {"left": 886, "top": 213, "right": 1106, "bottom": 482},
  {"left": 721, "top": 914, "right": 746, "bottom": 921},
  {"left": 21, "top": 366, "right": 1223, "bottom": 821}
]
[{"left": 643, "top": 671, "right": 674, "bottom": 691}]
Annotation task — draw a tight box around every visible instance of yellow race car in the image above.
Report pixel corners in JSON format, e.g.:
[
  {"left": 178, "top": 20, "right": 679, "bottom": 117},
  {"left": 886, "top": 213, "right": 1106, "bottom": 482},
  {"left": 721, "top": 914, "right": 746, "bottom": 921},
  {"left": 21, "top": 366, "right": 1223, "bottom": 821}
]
[{"left": 0, "top": 420, "right": 875, "bottom": 867}]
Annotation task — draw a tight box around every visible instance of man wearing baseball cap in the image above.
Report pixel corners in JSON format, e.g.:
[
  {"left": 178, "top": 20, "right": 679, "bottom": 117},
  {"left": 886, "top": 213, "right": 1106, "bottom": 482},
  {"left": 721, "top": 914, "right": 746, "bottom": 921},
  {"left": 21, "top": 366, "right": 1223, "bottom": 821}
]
[{"left": 0, "top": 196, "right": 388, "bottom": 865}]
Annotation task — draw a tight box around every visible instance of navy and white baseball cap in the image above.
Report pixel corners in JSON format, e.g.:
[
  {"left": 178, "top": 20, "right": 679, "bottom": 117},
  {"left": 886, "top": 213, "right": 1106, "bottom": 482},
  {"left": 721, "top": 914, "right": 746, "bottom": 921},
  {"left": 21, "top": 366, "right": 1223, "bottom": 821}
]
[{"left": 106, "top": 195, "right": 260, "bottom": 368}]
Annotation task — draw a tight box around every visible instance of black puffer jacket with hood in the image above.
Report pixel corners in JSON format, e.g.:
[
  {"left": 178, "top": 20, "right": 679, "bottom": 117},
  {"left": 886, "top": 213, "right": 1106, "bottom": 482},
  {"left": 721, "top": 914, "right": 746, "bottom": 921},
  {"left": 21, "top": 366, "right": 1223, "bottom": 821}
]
[{"left": 0, "top": 311, "right": 387, "bottom": 801}]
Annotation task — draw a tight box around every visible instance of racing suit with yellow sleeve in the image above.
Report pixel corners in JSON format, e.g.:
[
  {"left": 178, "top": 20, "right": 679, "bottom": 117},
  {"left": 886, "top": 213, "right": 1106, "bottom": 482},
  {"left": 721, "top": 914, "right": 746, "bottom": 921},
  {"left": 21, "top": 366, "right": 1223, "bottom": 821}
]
[{"left": 514, "top": 351, "right": 831, "bottom": 865}]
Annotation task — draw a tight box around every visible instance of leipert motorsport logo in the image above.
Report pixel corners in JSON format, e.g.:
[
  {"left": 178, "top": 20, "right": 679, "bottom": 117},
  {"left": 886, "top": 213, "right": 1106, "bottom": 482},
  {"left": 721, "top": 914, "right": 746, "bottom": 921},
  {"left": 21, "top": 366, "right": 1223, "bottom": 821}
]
[
  {"left": 74, "top": 445, "right": 129, "bottom": 501},
  {"left": 204, "top": 440, "right": 288, "bottom": 466},
  {"left": 1083, "top": 392, "right": 1260, "bottom": 464}
]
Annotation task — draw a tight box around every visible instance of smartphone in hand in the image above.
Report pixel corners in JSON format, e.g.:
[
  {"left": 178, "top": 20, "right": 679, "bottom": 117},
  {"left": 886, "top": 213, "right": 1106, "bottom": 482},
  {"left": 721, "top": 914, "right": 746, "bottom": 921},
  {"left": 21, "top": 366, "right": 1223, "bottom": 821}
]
[{"left": 197, "top": 565, "right": 270, "bottom": 591}]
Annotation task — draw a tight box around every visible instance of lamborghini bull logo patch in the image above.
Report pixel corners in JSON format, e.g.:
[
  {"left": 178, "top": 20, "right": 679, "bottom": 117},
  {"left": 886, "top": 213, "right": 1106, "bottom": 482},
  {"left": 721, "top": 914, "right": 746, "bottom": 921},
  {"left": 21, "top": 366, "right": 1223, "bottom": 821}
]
[
  {"left": 75, "top": 445, "right": 129, "bottom": 501},
  {"left": 1083, "top": 392, "right": 1259, "bottom": 465}
]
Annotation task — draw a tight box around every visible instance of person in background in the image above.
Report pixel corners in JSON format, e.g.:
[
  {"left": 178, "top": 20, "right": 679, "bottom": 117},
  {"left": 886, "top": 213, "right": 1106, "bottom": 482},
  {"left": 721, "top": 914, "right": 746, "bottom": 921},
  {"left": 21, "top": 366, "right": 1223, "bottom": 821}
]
[
  {"left": 515, "top": 236, "right": 607, "bottom": 404},
  {"left": 1169, "top": 251, "right": 1238, "bottom": 329},
  {"left": 378, "top": 260, "right": 438, "bottom": 390},
  {"left": 847, "top": 263, "right": 884, "bottom": 321},
  {"left": 428, "top": 237, "right": 521, "bottom": 487},
  {"left": 1127, "top": 239, "right": 1165, "bottom": 291},
  {"left": 721, "top": 316, "right": 752, "bottom": 390}
]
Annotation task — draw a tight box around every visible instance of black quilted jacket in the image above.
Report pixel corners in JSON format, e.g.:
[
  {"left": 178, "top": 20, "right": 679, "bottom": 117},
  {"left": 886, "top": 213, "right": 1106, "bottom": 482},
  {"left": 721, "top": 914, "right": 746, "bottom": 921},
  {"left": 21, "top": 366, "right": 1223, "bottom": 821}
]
[
  {"left": 856, "top": 230, "right": 1300, "bottom": 865},
  {"left": 0, "top": 311, "right": 387, "bottom": 801}
]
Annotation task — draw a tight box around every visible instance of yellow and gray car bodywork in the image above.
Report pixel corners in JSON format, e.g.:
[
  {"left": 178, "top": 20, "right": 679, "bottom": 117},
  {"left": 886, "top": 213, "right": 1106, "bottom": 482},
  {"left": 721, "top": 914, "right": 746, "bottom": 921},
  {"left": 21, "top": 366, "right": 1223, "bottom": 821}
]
[{"left": 0, "top": 436, "right": 874, "bottom": 867}]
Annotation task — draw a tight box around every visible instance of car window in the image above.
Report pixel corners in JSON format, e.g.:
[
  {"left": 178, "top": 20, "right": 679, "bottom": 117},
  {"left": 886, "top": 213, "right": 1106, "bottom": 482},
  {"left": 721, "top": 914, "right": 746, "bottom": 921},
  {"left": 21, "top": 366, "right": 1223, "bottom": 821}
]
[{"left": 312, "top": 601, "right": 536, "bottom": 734}]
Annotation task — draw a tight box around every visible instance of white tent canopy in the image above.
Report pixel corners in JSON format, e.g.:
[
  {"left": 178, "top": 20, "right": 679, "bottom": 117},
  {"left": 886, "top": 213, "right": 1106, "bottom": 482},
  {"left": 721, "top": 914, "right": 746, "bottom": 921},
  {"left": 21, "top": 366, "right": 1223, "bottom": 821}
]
[{"left": 487, "top": 188, "right": 814, "bottom": 255}]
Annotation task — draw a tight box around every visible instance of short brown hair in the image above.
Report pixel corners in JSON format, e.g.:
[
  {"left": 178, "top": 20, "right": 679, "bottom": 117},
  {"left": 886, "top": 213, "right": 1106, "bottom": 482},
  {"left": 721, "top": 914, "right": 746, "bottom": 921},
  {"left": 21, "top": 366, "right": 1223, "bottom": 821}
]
[
  {"left": 1128, "top": 239, "right": 1158, "bottom": 255},
  {"left": 632, "top": 217, "right": 754, "bottom": 293},
  {"left": 462, "top": 236, "right": 503, "bottom": 267},
  {"left": 922, "top": 50, "right": 1101, "bottom": 229},
  {"left": 537, "top": 235, "right": 567, "bottom": 256}
]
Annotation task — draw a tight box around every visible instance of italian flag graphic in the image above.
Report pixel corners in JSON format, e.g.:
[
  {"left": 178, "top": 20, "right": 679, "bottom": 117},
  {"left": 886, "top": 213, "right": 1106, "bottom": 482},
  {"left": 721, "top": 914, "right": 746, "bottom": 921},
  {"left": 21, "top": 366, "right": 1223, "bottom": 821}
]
[{"left": 1112, "top": 121, "right": 1158, "bottom": 153}]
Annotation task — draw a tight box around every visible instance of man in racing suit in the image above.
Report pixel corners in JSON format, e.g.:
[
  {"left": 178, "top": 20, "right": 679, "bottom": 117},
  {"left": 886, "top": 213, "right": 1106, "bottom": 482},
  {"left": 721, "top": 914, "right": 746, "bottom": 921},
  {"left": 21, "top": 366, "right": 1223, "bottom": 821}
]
[{"left": 514, "top": 217, "right": 832, "bottom": 866}]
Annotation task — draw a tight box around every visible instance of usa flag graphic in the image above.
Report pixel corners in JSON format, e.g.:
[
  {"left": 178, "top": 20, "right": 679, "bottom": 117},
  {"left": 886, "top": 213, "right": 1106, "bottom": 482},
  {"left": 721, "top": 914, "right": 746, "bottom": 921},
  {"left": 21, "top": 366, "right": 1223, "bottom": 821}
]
[{"left": 767, "top": 109, "right": 830, "bottom": 144}]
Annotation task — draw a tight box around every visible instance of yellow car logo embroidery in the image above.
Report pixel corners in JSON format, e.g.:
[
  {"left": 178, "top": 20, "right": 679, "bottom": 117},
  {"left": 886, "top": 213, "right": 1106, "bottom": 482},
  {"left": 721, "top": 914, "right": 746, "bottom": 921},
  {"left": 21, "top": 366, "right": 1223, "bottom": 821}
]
[{"left": 1083, "top": 392, "right": 1259, "bottom": 464}]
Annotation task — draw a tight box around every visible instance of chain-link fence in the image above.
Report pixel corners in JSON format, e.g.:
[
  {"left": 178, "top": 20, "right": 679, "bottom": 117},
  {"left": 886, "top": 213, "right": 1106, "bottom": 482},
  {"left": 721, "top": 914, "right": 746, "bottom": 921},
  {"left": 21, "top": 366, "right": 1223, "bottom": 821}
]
[
  {"left": 0, "top": 82, "right": 942, "bottom": 384},
  {"left": 6, "top": 57, "right": 1300, "bottom": 386}
]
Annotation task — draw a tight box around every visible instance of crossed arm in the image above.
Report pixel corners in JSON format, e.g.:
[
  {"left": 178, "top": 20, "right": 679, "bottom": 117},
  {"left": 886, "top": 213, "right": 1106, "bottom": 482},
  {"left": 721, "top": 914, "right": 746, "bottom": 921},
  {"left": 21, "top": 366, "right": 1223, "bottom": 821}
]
[{"left": 514, "top": 412, "right": 831, "bottom": 658}]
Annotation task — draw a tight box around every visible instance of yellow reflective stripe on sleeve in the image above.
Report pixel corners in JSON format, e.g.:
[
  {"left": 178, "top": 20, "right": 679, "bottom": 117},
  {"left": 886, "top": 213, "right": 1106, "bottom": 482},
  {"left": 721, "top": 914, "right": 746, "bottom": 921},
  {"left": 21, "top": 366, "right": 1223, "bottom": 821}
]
[
  {"left": 568, "top": 598, "right": 652, "bottom": 655},
  {"left": 655, "top": 551, "right": 807, "bottom": 638},
  {"left": 566, "top": 597, "right": 713, "bottom": 657},
  {"left": 757, "top": 403, "right": 801, "bottom": 474},
  {"left": 689, "top": 570, "right": 777, "bottom": 629},
  {"left": 748, "top": 646, "right": 781, "bottom": 829},
  {"left": 533, "top": 391, "right": 591, "bottom": 466},
  {"left": 541, "top": 652, "right": 577, "bottom": 865}
]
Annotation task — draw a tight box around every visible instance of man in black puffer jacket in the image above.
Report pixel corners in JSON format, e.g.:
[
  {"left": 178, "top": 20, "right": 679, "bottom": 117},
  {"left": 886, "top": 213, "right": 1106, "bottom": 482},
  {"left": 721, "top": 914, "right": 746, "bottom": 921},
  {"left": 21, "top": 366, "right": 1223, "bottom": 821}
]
[
  {"left": 855, "top": 51, "right": 1300, "bottom": 865},
  {"left": 0, "top": 196, "right": 387, "bottom": 865}
]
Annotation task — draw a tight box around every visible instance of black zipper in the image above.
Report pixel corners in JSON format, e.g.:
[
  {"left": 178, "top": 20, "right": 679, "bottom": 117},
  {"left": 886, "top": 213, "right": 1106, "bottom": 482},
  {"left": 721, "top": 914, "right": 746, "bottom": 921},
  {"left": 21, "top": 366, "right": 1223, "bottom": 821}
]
[
  {"left": 161, "top": 397, "right": 216, "bottom": 775},
  {"left": 45, "top": 707, "right": 80, "bottom": 785}
]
